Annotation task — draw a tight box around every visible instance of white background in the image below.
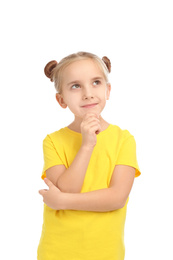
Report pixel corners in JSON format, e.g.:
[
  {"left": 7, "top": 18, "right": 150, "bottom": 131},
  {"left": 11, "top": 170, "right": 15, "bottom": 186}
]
[{"left": 0, "top": 0, "right": 173, "bottom": 259}]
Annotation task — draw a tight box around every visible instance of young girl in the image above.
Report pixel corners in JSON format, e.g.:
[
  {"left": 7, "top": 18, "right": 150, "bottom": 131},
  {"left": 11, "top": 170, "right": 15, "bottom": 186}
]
[{"left": 38, "top": 52, "right": 141, "bottom": 260}]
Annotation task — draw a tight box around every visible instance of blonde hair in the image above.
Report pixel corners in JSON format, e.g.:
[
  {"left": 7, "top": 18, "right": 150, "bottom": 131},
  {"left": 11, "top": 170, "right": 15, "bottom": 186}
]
[{"left": 44, "top": 52, "right": 111, "bottom": 93}]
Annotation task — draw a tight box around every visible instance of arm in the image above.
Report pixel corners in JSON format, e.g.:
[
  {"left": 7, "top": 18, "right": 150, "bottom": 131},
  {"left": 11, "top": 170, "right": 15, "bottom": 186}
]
[
  {"left": 46, "top": 113, "right": 101, "bottom": 193},
  {"left": 63, "top": 165, "right": 135, "bottom": 211},
  {"left": 47, "top": 145, "right": 94, "bottom": 193},
  {"left": 39, "top": 165, "right": 136, "bottom": 212}
]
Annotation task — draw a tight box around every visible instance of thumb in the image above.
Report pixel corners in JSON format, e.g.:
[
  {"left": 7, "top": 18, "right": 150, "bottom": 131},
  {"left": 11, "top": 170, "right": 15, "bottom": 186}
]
[
  {"left": 39, "top": 189, "right": 47, "bottom": 196},
  {"left": 44, "top": 178, "right": 54, "bottom": 188}
]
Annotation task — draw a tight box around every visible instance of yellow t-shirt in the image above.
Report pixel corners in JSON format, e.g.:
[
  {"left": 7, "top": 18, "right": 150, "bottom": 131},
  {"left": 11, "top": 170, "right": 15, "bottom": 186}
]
[{"left": 37, "top": 124, "right": 141, "bottom": 260}]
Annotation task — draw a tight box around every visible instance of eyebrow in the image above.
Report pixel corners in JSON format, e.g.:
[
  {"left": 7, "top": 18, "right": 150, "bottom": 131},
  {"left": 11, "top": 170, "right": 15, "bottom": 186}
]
[{"left": 67, "top": 76, "right": 104, "bottom": 86}]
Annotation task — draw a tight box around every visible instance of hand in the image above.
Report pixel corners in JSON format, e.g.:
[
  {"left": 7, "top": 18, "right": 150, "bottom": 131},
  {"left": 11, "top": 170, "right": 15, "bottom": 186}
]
[
  {"left": 39, "top": 178, "right": 64, "bottom": 210},
  {"left": 80, "top": 113, "right": 101, "bottom": 149},
  {"left": 81, "top": 113, "right": 101, "bottom": 148}
]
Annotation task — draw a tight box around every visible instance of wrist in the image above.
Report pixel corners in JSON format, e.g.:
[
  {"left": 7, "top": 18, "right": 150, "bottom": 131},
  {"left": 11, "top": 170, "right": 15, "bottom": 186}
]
[
  {"left": 81, "top": 144, "right": 95, "bottom": 152},
  {"left": 61, "top": 192, "right": 71, "bottom": 210}
]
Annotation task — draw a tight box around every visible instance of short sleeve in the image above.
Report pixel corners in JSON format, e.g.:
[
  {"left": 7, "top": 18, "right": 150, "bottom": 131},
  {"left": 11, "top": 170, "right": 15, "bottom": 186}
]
[
  {"left": 41, "top": 135, "right": 64, "bottom": 179},
  {"left": 116, "top": 133, "right": 141, "bottom": 177}
]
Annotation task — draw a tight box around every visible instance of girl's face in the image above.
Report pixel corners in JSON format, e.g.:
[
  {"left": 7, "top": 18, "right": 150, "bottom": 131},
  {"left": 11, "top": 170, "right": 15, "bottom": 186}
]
[{"left": 56, "top": 59, "right": 111, "bottom": 119}]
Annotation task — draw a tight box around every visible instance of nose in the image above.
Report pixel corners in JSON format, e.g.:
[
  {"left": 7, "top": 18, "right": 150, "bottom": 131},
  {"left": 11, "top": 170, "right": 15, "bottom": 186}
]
[{"left": 82, "top": 86, "right": 94, "bottom": 100}]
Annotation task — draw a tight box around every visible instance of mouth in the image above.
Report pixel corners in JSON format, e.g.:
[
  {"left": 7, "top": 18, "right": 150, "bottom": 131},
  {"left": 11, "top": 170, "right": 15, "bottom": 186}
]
[{"left": 81, "top": 103, "right": 98, "bottom": 108}]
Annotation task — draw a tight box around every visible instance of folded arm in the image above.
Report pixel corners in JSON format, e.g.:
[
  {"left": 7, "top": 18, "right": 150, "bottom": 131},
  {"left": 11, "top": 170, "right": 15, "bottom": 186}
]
[
  {"left": 63, "top": 165, "right": 136, "bottom": 211},
  {"left": 39, "top": 165, "right": 136, "bottom": 212}
]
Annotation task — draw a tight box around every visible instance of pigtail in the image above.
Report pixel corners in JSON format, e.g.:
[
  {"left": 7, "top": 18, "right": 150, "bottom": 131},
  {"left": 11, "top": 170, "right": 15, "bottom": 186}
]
[
  {"left": 44, "top": 60, "right": 58, "bottom": 82},
  {"left": 102, "top": 56, "right": 111, "bottom": 73}
]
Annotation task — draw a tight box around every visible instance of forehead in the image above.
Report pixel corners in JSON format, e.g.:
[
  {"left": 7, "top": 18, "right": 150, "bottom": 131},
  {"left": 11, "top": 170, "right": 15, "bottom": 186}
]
[{"left": 62, "top": 59, "right": 104, "bottom": 83}]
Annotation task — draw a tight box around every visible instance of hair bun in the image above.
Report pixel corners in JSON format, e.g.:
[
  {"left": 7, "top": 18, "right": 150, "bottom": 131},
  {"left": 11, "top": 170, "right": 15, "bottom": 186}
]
[
  {"left": 44, "top": 60, "right": 58, "bottom": 81},
  {"left": 102, "top": 56, "right": 111, "bottom": 73}
]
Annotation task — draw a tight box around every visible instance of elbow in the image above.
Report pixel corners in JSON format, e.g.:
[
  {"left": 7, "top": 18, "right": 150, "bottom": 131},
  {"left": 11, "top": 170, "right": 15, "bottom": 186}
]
[
  {"left": 118, "top": 195, "right": 127, "bottom": 209},
  {"left": 119, "top": 200, "right": 126, "bottom": 209},
  {"left": 117, "top": 195, "right": 128, "bottom": 209},
  {"left": 57, "top": 181, "right": 81, "bottom": 193},
  {"left": 118, "top": 196, "right": 128, "bottom": 209},
  {"left": 113, "top": 201, "right": 125, "bottom": 210},
  {"left": 111, "top": 191, "right": 127, "bottom": 210},
  {"left": 113, "top": 201, "right": 126, "bottom": 211}
]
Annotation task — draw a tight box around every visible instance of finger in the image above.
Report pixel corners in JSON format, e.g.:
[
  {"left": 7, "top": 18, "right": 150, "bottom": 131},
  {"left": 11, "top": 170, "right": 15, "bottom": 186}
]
[
  {"left": 90, "top": 124, "right": 101, "bottom": 134},
  {"left": 82, "top": 123, "right": 101, "bottom": 135},
  {"left": 86, "top": 120, "right": 101, "bottom": 129},
  {"left": 82, "top": 116, "right": 100, "bottom": 126},
  {"left": 95, "top": 128, "right": 101, "bottom": 135},
  {"left": 83, "top": 113, "right": 99, "bottom": 120},
  {"left": 39, "top": 189, "right": 47, "bottom": 196},
  {"left": 44, "top": 178, "right": 54, "bottom": 188}
]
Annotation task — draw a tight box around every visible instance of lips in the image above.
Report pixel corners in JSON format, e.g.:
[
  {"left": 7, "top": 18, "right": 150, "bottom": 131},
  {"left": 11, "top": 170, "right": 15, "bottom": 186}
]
[{"left": 81, "top": 103, "right": 98, "bottom": 108}]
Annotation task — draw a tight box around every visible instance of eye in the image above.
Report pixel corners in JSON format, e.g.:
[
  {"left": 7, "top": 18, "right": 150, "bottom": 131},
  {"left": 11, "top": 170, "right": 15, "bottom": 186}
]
[
  {"left": 71, "top": 84, "right": 80, "bottom": 89},
  {"left": 93, "top": 80, "right": 101, "bottom": 86}
]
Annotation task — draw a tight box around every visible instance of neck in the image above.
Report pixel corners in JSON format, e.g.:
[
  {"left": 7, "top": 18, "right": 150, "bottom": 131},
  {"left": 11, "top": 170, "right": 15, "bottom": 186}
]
[{"left": 67, "top": 115, "right": 110, "bottom": 133}]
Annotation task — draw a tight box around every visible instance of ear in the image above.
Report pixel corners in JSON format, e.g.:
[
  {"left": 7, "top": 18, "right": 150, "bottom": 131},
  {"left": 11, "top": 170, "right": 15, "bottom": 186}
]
[
  {"left": 56, "top": 93, "right": 67, "bottom": 108},
  {"left": 106, "top": 83, "right": 111, "bottom": 100}
]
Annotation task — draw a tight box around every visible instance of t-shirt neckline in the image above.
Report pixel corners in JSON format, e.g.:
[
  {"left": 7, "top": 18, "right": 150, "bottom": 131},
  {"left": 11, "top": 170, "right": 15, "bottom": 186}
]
[{"left": 64, "top": 124, "right": 113, "bottom": 137}]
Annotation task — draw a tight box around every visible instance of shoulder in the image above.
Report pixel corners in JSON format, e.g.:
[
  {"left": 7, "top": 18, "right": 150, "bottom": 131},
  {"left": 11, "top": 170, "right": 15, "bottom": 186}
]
[
  {"left": 43, "top": 128, "right": 67, "bottom": 142},
  {"left": 110, "top": 124, "right": 134, "bottom": 141},
  {"left": 42, "top": 128, "right": 68, "bottom": 155}
]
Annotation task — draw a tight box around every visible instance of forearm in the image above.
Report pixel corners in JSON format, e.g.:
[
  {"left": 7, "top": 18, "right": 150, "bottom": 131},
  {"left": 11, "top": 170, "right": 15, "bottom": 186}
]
[
  {"left": 62, "top": 188, "right": 125, "bottom": 212},
  {"left": 57, "top": 145, "right": 93, "bottom": 193}
]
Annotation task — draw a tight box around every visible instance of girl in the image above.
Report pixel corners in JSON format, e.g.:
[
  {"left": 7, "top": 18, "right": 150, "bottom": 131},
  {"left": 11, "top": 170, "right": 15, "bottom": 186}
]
[{"left": 38, "top": 52, "right": 141, "bottom": 260}]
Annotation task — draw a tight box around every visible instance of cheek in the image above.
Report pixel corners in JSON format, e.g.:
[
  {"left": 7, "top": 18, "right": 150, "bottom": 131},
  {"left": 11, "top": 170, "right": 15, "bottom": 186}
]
[
  {"left": 62, "top": 93, "right": 74, "bottom": 105},
  {"left": 98, "top": 85, "right": 110, "bottom": 99},
  {"left": 65, "top": 97, "right": 78, "bottom": 110}
]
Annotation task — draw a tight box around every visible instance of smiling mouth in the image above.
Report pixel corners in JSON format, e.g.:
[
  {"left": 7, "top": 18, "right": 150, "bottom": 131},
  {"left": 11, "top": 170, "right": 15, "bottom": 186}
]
[{"left": 81, "top": 103, "right": 98, "bottom": 108}]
